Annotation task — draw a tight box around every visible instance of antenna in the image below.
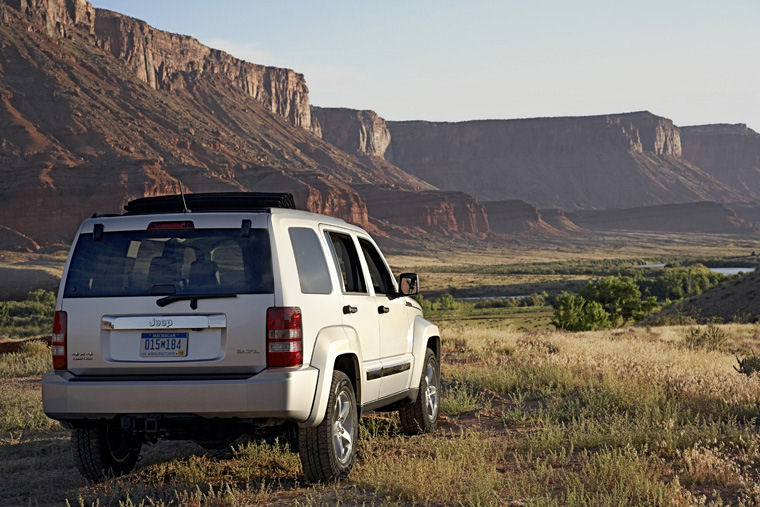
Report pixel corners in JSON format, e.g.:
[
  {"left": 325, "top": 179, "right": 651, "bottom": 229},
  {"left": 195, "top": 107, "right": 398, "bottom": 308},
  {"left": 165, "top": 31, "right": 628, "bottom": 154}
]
[{"left": 177, "top": 181, "right": 191, "bottom": 213}]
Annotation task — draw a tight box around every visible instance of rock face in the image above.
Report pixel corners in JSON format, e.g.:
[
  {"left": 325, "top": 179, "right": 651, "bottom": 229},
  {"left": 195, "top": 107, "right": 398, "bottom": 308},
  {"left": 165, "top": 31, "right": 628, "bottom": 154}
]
[
  {"left": 385, "top": 112, "right": 743, "bottom": 210},
  {"left": 93, "top": 9, "right": 311, "bottom": 130},
  {"left": 311, "top": 106, "right": 391, "bottom": 157},
  {"left": 567, "top": 202, "right": 757, "bottom": 234},
  {"left": 483, "top": 200, "right": 559, "bottom": 235},
  {"left": 356, "top": 186, "right": 489, "bottom": 236},
  {"left": 680, "top": 124, "right": 760, "bottom": 199},
  {"left": 0, "top": 0, "right": 489, "bottom": 246},
  {"left": 5, "top": 0, "right": 94, "bottom": 37}
]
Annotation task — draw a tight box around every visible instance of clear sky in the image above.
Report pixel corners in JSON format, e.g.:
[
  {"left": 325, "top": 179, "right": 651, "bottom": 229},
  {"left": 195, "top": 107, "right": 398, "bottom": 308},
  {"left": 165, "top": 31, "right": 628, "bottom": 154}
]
[{"left": 92, "top": 0, "right": 760, "bottom": 131}]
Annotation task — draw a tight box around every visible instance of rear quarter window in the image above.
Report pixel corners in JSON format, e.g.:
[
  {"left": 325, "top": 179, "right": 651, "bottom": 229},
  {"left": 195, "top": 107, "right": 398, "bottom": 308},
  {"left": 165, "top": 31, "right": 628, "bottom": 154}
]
[{"left": 289, "top": 227, "right": 332, "bottom": 294}]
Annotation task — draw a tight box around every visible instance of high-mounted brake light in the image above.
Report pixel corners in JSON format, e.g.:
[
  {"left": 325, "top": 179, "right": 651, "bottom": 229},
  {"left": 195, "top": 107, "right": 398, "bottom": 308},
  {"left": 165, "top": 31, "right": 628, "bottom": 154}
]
[
  {"left": 52, "top": 311, "right": 67, "bottom": 370},
  {"left": 147, "top": 221, "right": 195, "bottom": 231},
  {"left": 266, "top": 307, "right": 302, "bottom": 367}
]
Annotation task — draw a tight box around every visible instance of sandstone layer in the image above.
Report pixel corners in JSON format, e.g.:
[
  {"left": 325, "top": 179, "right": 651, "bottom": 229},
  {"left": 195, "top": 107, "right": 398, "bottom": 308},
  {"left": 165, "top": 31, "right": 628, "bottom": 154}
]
[
  {"left": 94, "top": 9, "right": 311, "bottom": 130},
  {"left": 311, "top": 106, "right": 391, "bottom": 157},
  {"left": 356, "top": 186, "right": 489, "bottom": 236},
  {"left": 482, "top": 200, "right": 560, "bottom": 235}
]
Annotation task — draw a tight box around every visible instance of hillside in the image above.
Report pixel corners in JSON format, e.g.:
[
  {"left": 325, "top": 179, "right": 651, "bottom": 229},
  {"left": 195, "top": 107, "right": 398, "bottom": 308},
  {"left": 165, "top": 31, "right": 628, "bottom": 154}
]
[
  {"left": 0, "top": 0, "right": 492, "bottom": 247},
  {"left": 658, "top": 270, "right": 760, "bottom": 322},
  {"left": 567, "top": 202, "right": 758, "bottom": 234}
]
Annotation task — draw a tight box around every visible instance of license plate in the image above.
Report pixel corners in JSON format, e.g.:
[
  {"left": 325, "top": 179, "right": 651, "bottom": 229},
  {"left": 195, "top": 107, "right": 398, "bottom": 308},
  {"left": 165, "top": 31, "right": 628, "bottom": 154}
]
[{"left": 140, "top": 332, "right": 188, "bottom": 358}]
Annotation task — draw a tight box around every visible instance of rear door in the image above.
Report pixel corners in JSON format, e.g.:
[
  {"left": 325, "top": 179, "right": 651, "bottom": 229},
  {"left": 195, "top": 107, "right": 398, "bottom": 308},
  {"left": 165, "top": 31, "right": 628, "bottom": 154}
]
[
  {"left": 60, "top": 214, "right": 273, "bottom": 376},
  {"left": 322, "top": 228, "right": 383, "bottom": 402},
  {"left": 356, "top": 236, "right": 414, "bottom": 397}
]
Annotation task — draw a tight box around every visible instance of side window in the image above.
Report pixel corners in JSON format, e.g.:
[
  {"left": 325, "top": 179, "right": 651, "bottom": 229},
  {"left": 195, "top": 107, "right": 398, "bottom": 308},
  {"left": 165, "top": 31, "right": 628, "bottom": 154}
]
[
  {"left": 289, "top": 227, "right": 332, "bottom": 294},
  {"left": 358, "top": 238, "right": 395, "bottom": 296},
  {"left": 325, "top": 232, "right": 367, "bottom": 294}
]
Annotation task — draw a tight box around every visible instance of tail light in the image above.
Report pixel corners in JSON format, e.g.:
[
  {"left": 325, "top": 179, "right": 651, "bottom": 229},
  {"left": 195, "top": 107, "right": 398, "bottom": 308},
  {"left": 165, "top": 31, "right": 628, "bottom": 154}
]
[
  {"left": 52, "top": 311, "right": 67, "bottom": 371},
  {"left": 266, "top": 307, "right": 302, "bottom": 367}
]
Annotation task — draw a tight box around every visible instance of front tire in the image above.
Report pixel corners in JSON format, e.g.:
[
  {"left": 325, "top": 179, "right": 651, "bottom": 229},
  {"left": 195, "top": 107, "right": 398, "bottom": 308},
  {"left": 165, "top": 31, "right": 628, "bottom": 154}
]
[
  {"left": 72, "top": 421, "right": 142, "bottom": 482},
  {"left": 298, "top": 370, "right": 358, "bottom": 482},
  {"left": 399, "top": 348, "right": 440, "bottom": 434}
]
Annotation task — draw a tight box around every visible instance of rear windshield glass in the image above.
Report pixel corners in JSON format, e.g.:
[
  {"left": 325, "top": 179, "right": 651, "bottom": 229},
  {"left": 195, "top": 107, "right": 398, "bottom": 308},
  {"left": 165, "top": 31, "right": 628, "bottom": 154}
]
[{"left": 64, "top": 229, "right": 273, "bottom": 298}]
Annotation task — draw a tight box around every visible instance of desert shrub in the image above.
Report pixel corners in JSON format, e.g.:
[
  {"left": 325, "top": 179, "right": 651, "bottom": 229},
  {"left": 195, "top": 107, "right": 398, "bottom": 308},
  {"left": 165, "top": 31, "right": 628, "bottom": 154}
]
[
  {"left": 552, "top": 292, "right": 610, "bottom": 331},
  {"left": 734, "top": 354, "right": 760, "bottom": 376},
  {"left": 436, "top": 294, "right": 460, "bottom": 311},
  {"left": 414, "top": 294, "right": 434, "bottom": 313},
  {"left": 685, "top": 325, "right": 727, "bottom": 351}
]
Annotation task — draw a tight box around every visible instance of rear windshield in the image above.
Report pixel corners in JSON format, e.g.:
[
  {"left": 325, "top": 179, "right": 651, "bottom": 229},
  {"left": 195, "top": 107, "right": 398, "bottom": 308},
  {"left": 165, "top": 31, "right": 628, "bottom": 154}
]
[{"left": 64, "top": 228, "right": 273, "bottom": 298}]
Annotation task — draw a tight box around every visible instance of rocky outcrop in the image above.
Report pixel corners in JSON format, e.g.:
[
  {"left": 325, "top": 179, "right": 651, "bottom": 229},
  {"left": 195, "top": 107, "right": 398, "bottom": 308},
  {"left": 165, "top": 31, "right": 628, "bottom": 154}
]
[
  {"left": 680, "top": 124, "right": 760, "bottom": 199},
  {"left": 538, "top": 209, "right": 584, "bottom": 233},
  {"left": 482, "top": 200, "right": 560, "bottom": 235},
  {"left": 356, "top": 186, "right": 489, "bottom": 236},
  {"left": 567, "top": 202, "right": 758, "bottom": 234},
  {"left": 3, "top": 0, "right": 94, "bottom": 37},
  {"left": 311, "top": 106, "right": 391, "bottom": 157},
  {"left": 385, "top": 112, "right": 742, "bottom": 210},
  {"left": 93, "top": 9, "right": 311, "bottom": 130}
]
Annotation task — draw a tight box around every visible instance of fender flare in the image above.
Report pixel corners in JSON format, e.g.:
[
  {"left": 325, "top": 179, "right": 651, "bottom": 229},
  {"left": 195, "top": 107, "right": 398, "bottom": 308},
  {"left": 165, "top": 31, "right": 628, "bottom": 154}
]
[
  {"left": 301, "top": 325, "right": 363, "bottom": 427},
  {"left": 408, "top": 316, "right": 441, "bottom": 391}
]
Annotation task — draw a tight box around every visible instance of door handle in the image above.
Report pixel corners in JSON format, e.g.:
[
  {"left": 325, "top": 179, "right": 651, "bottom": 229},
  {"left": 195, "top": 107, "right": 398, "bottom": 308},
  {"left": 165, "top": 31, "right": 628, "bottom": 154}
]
[
  {"left": 343, "top": 305, "right": 358, "bottom": 314},
  {"left": 378, "top": 305, "right": 390, "bottom": 314}
]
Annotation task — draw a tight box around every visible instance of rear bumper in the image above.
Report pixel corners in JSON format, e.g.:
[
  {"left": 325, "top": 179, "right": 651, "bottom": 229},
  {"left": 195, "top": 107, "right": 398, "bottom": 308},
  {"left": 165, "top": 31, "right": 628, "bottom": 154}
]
[{"left": 42, "top": 367, "right": 319, "bottom": 423}]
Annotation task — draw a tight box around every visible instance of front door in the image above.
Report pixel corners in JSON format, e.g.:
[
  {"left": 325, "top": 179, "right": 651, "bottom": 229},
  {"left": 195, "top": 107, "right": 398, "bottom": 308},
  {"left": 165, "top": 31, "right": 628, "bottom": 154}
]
[{"left": 357, "top": 237, "right": 413, "bottom": 398}]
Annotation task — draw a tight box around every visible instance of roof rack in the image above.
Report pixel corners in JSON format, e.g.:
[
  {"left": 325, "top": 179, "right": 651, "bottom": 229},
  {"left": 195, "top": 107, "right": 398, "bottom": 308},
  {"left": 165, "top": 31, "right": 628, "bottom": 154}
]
[{"left": 123, "top": 192, "right": 297, "bottom": 215}]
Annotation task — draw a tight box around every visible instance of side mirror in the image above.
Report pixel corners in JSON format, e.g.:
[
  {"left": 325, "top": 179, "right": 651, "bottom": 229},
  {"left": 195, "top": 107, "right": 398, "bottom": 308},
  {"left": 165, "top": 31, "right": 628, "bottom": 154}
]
[{"left": 398, "top": 273, "right": 419, "bottom": 296}]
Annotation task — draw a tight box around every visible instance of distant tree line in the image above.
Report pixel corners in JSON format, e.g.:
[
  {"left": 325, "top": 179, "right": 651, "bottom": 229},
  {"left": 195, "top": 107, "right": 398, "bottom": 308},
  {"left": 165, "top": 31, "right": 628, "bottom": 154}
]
[{"left": 552, "top": 265, "right": 730, "bottom": 331}]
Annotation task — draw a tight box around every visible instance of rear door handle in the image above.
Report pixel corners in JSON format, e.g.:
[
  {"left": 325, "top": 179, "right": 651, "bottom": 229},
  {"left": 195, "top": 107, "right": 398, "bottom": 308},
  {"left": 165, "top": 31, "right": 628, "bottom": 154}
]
[
  {"left": 343, "top": 305, "right": 358, "bottom": 314},
  {"left": 378, "top": 306, "right": 390, "bottom": 314}
]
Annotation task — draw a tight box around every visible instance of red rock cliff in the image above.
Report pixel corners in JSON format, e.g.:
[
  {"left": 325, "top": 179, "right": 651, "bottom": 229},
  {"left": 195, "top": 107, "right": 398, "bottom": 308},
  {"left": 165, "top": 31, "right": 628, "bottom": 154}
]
[
  {"left": 93, "top": 9, "right": 311, "bottom": 130},
  {"left": 385, "top": 111, "right": 741, "bottom": 210},
  {"left": 311, "top": 106, "right": 391, "bottom": 158},
  {"left": 680, "top": 124, "right": 760, "bottom": 200},
  {"left": 3, "top": 0, "right": 94, "bottom": 37}
]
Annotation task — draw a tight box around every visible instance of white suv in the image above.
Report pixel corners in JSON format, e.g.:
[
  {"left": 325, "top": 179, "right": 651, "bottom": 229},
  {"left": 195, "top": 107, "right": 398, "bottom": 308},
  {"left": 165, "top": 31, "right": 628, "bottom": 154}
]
[{"left": 42, "top": 192, "right": 441, "bottom": 482}]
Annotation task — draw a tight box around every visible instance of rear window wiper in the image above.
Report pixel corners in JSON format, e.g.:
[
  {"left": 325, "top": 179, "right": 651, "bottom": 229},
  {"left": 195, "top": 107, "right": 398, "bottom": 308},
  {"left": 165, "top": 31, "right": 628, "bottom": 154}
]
[{"left": 156, "top": 293, "right": 238, "bottom": 309}]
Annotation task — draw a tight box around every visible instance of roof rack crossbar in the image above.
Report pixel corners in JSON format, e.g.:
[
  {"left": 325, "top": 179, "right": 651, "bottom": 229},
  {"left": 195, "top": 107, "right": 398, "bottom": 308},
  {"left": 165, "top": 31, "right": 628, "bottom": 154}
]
[{"left": 123, "top": 192, "right": 296, "bottom": 215}]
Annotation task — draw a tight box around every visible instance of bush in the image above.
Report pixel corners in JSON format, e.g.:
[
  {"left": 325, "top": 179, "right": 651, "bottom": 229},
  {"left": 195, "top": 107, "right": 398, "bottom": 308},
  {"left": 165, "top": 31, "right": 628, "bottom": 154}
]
[
  {"left": 735, "top": 354, "right": 760, "bottom": 376},
  {"left": 684, "top": 325, "right": 727, "bottom": 351},
  {"left": 552, "top": 292, "right": 611, "bottom": 331}
]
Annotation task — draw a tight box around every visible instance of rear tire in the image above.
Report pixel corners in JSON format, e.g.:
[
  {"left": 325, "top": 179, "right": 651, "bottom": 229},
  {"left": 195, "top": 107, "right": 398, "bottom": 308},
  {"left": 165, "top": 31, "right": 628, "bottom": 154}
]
[
  {"left": 72, "top": 421, "right": 142, "bottom": 482},
  {"left": 399, "top": 348, "right": 440, "bottom": 434},
  {"left": 298, "top": 370, "right": 358, "bottom": 482}
]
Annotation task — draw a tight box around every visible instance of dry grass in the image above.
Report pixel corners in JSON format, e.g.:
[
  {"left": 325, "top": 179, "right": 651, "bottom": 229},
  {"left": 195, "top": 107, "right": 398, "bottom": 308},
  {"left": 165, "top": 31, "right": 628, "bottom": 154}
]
[{"left": 4, "top": 321, "right": 760, "bottom": 504}]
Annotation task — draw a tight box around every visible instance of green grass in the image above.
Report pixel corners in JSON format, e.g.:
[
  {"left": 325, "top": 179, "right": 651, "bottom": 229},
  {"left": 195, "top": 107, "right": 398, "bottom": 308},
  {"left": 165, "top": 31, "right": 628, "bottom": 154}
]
[{"left": 0, "top": 289, "right": 55, "bottom": 339}]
